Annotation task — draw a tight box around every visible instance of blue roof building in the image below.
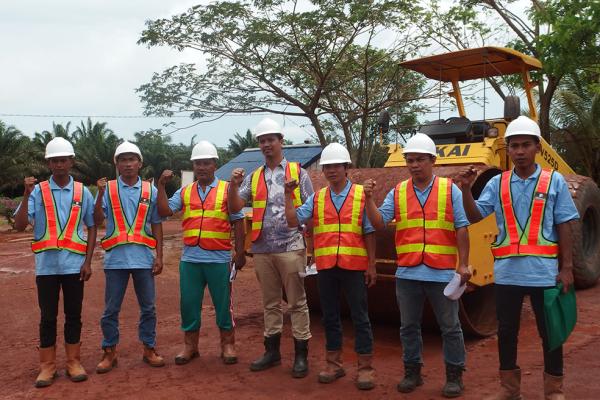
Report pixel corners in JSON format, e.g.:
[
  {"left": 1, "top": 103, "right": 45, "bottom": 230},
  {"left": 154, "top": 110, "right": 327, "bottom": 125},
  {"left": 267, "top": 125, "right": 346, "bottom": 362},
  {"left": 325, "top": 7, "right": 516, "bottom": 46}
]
[{"left": 215, "top": 144, "right": 323, "bottom": 180}]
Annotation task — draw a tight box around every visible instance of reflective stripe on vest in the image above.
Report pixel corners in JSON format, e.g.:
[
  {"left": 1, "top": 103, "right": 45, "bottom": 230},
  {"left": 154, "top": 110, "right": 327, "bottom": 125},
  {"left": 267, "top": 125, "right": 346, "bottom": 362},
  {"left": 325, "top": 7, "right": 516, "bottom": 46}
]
[
  {"left": 181, "top": 180, "right": 232, "bottom": 250},
  {"left": 250, "top": 161, "right": 301, "bottom": 242},
  {"left": 313, "top": 184, "right": 368, "bottom": 271},
  {"left": 31, "top": 180, "right": 87, "bottom": 255},
  {"left": 491, "top": 169, "right": 558, "bottom": 258},
  {"left": 100, "top": 180, "right": 157, "bottom": 250},
  {"left": 394, "top": 177, "right": 457, "bottom": 269}
]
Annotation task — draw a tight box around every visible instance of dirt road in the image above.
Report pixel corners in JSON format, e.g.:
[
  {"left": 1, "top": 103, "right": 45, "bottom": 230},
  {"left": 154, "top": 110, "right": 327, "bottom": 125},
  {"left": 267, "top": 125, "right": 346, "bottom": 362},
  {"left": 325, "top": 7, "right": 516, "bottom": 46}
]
[{"left": 1, "top": 221, "right": 599, "bottom": 399}]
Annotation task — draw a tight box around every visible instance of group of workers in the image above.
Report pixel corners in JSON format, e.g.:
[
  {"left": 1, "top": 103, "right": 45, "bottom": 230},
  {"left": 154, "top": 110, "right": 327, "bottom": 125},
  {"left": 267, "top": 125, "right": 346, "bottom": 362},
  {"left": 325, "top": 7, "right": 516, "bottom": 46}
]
[{"left": 14, "top": 114, "right": 576, "bottom": 399}]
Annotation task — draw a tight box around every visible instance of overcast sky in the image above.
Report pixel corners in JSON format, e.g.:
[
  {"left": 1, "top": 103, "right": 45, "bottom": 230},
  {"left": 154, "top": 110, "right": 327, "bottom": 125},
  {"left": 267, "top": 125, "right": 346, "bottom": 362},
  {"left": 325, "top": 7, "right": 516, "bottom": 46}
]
[
  {"left": 0, "top": 0, "right": 315, "bottom": 146},
  {"left": 1, "top": 1, "right": 515, "bottom": 148}
]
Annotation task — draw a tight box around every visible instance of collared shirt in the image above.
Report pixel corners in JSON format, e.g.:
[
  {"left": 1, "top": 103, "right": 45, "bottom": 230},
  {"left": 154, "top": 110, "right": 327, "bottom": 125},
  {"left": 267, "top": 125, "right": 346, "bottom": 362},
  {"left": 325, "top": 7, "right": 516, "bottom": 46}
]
[
  {"left": 239, "top": 158, "right": 314, "bottom": 253},
  {"left": 378, "top": 176, "right": 470, "bottom": 283},
  {"left": 295, "top": 179, "right": 375, "bottom": 234},
  {"left": 17, "top": 176, "right": 95, "bottom": 276},
  {"left": 475, "top": 164, "right": 579, "bottom": 286},
  {"left": 100, "top": 176, "right": 162, "bottom": 269},
  {"left": 169, "top": 178, "right": 245, "bottom": 264}
]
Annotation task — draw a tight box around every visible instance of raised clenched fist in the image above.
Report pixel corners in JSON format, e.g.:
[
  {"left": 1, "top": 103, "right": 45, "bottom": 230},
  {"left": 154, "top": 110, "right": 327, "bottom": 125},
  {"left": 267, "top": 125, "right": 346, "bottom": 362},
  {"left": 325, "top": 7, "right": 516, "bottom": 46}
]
[
  {"left": 230, "top": 168, "right": 245, "bottom": 186},
  {"left": 23, "top": 176, "right": 37, "bottom": 196}
]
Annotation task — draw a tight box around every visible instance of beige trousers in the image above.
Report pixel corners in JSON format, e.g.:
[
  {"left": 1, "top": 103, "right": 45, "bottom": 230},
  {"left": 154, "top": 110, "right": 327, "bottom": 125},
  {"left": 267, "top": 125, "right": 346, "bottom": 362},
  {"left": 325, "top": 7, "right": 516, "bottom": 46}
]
[{"left": 253, "top": 250, "right": 311, "bottom": 340}]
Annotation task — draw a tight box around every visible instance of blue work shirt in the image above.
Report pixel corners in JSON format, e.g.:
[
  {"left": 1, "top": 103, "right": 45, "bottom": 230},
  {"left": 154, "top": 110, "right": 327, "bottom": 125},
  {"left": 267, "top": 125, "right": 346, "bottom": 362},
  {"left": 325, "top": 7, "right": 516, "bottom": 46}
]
[
  {"left": 475, "top": 165, "right": 579, "bottom": 286},
  {"left": 295, "top": 179, "right": 375, "bottom": 234},
  {"left": 169, "top": 178, "right": 245, "bottom": 264},
  {"left": 100, "top": 176, "right": 162, "bottom": 269},
  {"left": 378, "top": 176, "right": 470, "bottom": 283},
  {"left": 18, "top": 176, "right": 95, "bottom": 276}
]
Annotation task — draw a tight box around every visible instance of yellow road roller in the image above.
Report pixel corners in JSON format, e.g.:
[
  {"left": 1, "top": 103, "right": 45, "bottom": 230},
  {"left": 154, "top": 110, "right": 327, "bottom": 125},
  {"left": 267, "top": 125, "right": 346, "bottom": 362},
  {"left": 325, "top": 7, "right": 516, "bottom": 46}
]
[{"left": 304, "top": 47, "right": 600, "bottom": 336}]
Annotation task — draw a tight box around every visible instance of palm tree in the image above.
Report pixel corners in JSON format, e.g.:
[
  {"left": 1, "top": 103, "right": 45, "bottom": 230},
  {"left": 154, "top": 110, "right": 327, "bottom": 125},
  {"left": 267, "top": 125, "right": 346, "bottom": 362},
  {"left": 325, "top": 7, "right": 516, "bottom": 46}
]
[
  {"left": 550, "top": 72, "right": 600, "bottom": 184},
  {"left": 0, "top": 121, "right": 32, "bottom": 193},
  {"left": 227, "top": 129, "right": 257, "bottom": 157},
  {"left": 72, "top": 118, "right": 121, "bottom": 185}
]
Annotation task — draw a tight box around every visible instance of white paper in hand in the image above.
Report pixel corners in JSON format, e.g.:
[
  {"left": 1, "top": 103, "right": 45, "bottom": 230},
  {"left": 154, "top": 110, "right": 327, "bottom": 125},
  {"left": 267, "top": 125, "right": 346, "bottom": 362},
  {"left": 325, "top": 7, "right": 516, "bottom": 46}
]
[
  {"left": 229, "top": 263, "right": 237, "bottom": 282},
  {"left": 299, "top": 263, "right": 318, "bottom": 277},
  {"left": 443, "top": 272, "right": 466, "bottom": 300}
]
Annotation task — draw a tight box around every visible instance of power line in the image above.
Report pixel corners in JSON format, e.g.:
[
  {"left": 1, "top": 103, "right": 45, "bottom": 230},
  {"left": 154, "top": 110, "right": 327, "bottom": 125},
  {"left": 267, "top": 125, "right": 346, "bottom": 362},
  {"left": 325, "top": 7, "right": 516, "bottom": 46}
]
[{"left": 0, "top": 113, "right": 192, "bottom": 119}]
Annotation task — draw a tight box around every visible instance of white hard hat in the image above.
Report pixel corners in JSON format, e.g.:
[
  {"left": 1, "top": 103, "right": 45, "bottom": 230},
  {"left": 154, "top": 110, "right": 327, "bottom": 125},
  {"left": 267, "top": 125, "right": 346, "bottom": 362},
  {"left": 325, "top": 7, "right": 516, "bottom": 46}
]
[
  {"left": 403, "top": 132, "right": 437, "bottom": 156},
  {"left": 191, "top": 140, "right": 219, "bottom": 161},
  {"left": 254, "top": 117, "right": 283, "bottom": 138},
  {"left": 45, "top": 137, "right": 75, "bottom": 159},
  {"left": 114, "top": 141, "right": 143, "bottom": 163},
  {"left": 320, "top": 143, "right": 351, "bottom": 165},
  {"left": 504, "top": 116, "right": 541, "bottom": 139}
]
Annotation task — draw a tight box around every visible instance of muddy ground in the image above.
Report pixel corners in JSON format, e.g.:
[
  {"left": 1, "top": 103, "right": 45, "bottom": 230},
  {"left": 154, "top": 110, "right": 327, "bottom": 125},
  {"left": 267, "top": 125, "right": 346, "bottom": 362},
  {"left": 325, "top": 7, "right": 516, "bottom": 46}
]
[{"left": 1, "top": 220, "right": 599, "bottom": 400}]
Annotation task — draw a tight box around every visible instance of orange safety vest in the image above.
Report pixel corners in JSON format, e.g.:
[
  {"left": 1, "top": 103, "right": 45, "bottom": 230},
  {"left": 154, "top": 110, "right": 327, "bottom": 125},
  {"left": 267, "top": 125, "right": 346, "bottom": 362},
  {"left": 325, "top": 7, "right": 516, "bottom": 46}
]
[
  {"left": 100, "top": 179, "right": 157, "bottom": 250},
  {"left": 394, "top": 177, "right": 457, "bottom": 269},
  {"left": 181, "top": 180, "right": 232, "bottom": 250},
  {"left": 31, "top": 180, "right": 88, "bottom": 255},
  {"left": 250, "top": 161, "right": 301, "bottom": 242},
  {"left": 491, "top": 169, "right": 558, "bottom": 258},
  {"left": 313, "top": 184, "right": 368, "bottom": 271}
]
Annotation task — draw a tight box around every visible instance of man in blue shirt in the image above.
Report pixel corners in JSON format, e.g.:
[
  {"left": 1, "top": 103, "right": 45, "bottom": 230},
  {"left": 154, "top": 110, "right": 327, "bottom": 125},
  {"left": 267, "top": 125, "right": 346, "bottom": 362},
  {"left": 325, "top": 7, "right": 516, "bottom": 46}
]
[
  {"left": 94, "top": 141, "right": 165, "bottom": 373},
  {"left": 365, "top": 133, "right": 471, "bottom": 398},
  {"left": 284, "top": 143, "right": 377, "bottom": 390},
  {"left": 156, "top": 141, "right": 246, "bottom": 366},
  {"left": 14, "top": 137, "right": 97, "bottom": 388},
  {"left": 457, "top": 116, "right": 578, "bottom": 400}
]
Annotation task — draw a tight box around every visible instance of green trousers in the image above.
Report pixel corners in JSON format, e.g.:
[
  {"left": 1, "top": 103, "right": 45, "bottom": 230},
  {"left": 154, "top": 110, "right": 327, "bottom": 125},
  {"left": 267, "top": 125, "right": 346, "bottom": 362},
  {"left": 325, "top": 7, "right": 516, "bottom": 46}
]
[{"left": 179, "top": 261, "right": 233, "bottom": 332}]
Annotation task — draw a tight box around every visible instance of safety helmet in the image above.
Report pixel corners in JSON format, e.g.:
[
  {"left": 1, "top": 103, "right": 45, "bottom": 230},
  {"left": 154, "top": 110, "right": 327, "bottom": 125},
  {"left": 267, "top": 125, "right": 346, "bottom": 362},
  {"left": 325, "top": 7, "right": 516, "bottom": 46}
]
[
  {"left": 403, "top": 132, "right": 437, "bottom": 156},
  {"left": 504, "top": 116, "right": 541, "bottom": 139},
  {"left": 114, "top": 141, "right": 143, "bottom": 163},
  {"left": 320, "top": 143, "right": 351, "bottom": 165},
  {"left": 45, "top": 137, "right": 75, "bottom": 159},
  {"left": 254, "top": 117, "right": 284, "bottom": 138},
  {"left": 191, "top": 140, "right": 219, "bottom": 161}
]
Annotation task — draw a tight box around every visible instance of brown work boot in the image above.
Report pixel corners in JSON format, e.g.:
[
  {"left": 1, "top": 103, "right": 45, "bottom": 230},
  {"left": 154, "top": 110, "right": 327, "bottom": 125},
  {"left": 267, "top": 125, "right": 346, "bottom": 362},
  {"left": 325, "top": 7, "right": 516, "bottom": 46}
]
[
  {"left": 220, "top": 329, "right": 237, "bottom": 365},
  {"left": 96, "top": 346, "right": 118, "bottom": 374},
  {"left": 143, "top": 345, "right": 165, "bottom": 367},
  {"left": 355, "top": 353, "right": 375, "bottom": 390},
  {"left": 64, "top": 342, "right": 88, "bottom": 382},
  {"left": 318, "top": 350, "right": 345, "bottom": 384},
  {"left": 485, "top": 369, "right": 522, "bottom": 400},
  {"left": 543, "top": 372, "right": 565, "bottom": 400},
  {"left": 174, "top": 330, "right": 199, "bottom": 365},
  {"left": 35, "top": 346, "right": 57, "bottom": 388}
]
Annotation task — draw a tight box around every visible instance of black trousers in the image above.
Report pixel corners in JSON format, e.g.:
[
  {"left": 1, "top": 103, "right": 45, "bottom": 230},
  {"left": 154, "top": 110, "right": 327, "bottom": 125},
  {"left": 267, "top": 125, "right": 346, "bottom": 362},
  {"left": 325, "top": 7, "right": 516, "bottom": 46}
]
[
  {"left": 36, "top": 274, "right": 84, "bottom": 348},
  {"left": 317, "top": 267, "right": 373, "bottom": 354},
  {"left": 495, "top": 284, "right": 563, "bottom": 376}
]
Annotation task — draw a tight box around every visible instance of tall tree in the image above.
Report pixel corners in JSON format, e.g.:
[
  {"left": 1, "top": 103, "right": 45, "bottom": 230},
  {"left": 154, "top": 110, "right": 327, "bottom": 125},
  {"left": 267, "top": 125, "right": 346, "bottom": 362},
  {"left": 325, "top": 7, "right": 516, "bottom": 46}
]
[
  {"left": 71, "top": 118, "right": 121, "bottom": 185},
  {"left": 227, "top": 129, "right": 257, "bottom": 157},
  {"left": 415, "top": 0, "right": 600, "bottom": 141},
  {"left": 0, "top": 121, "right": 31, "bottom": 193},
  {"left": 138, "top": 0, "right": 422, "bottom": 166},
  {"left": 550, "top": 71, "right": 600, "bottom": 183}
]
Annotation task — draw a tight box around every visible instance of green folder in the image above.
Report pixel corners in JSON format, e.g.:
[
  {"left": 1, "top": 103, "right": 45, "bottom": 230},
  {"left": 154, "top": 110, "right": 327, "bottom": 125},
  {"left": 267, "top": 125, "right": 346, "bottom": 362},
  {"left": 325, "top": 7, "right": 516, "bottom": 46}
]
[{"left": 544, "top": 283, "right": 577, "bottom": 351}]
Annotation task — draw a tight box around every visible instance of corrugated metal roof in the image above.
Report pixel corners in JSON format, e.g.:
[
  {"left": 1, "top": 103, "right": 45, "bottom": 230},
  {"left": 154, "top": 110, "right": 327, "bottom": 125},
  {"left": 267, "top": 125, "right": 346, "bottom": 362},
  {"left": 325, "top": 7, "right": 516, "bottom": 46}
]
[{"left": 215, "top": 144, "right": 322, "bottom": 180}]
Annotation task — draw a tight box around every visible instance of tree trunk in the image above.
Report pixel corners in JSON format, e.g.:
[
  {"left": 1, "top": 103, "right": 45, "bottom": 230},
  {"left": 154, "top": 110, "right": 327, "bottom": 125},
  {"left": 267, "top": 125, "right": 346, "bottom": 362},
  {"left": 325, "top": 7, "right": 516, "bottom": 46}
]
[
  {"left": 538, "top": 75, "right": 561, "bottom": 142},
  {"left": 308, "top": 114, "right": 327, "bottom": 147}
]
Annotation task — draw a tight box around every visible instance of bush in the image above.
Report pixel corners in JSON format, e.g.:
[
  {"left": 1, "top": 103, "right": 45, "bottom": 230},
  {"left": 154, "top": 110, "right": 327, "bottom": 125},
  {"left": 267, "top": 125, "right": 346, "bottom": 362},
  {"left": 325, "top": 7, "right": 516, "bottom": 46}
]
[{"left": 0, "top": 197, "right": 22, "bottom": 228}]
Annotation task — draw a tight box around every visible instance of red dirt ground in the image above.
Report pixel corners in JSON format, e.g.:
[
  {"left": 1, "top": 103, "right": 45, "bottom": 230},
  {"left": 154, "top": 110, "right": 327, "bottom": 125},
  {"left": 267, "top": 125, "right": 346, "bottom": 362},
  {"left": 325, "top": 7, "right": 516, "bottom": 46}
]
[{"left": 1, "top": 220, "right": 599, "bottom": 400}]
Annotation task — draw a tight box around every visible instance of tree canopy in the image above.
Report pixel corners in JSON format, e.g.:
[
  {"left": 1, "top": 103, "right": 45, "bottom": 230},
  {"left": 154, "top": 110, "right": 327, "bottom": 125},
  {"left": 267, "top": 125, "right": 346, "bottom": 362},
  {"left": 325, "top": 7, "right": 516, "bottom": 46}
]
[{"left": 138, "top": 0, "right": 423, "bottom": 166}]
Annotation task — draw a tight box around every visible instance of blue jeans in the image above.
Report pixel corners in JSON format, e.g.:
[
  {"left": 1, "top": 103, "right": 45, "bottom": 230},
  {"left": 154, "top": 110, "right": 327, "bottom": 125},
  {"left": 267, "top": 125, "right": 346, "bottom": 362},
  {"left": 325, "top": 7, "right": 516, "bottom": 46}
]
[
  {"left": 317, "top": 267, "right": 373, "bottom": 354},
  {"left": 395, "top": 278, "right": 465, "bottom": 366},
  {"left": 101, "top": 269, "right": 157, "bottom": 348}
]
